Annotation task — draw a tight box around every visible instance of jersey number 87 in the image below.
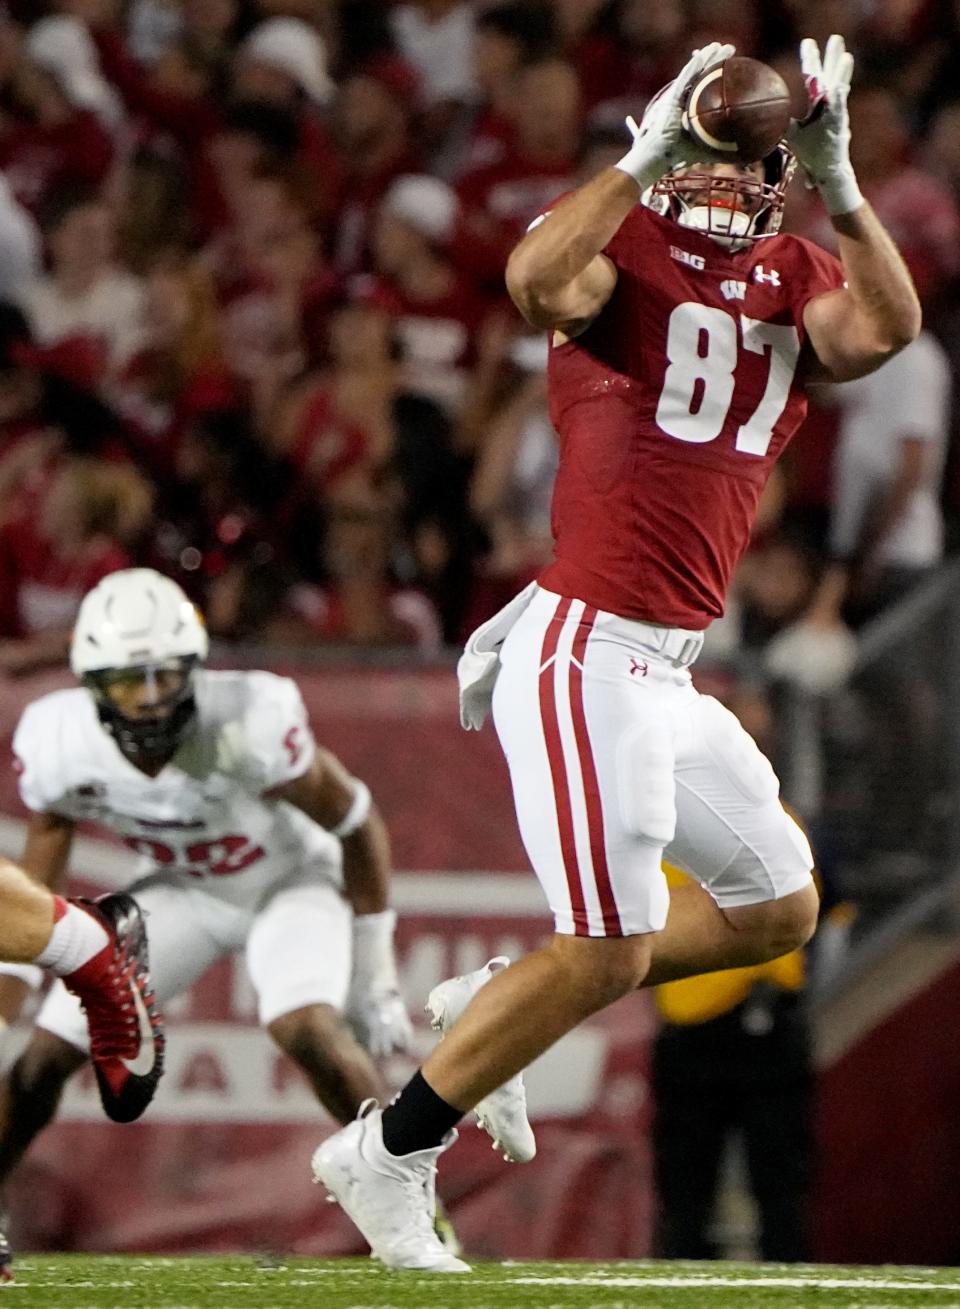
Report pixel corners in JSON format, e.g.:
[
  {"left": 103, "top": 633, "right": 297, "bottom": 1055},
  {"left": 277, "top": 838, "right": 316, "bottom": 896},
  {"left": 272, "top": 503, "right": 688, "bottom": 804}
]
[{"left": 655, "top": 302, "right": 801, "bottom": 455}]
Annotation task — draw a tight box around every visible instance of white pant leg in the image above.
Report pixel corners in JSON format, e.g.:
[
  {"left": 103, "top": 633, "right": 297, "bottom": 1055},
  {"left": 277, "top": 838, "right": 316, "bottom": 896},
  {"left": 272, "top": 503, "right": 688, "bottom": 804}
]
[
  {"left": 36, "top": 875, "right": 230, "bottom": 1053},
  {"left": 493, "top": 588, "right": 673, "bottom": 938},
  {"left": 245, "top": 876, "right": 352, "bottom": 1026},
  {"left": 666, "top": 694, "right": 815, "bottom": 907}
]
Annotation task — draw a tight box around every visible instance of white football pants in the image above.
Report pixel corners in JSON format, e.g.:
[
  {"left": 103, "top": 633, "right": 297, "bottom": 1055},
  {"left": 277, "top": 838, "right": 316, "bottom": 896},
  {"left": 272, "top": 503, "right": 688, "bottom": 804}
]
[
  {"left": 492, "top": 586, "right": 814, "bottom": 937},
  {"left": 36, "top": 869, "right": 352, "bottom": 1053}
]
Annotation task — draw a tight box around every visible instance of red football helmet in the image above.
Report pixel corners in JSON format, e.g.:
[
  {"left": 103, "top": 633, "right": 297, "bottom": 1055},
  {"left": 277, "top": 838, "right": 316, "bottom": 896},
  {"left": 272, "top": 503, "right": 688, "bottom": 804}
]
[{"left": 648, "top": 144, "right": 797, "bottom": 247}]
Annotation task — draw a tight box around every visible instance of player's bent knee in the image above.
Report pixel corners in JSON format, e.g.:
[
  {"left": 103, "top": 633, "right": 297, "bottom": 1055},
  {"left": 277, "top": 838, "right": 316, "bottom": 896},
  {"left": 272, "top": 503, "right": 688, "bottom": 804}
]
[
  {"left": 549, "top": 932, "right": 653, "bottom": 1004},
  {"left": 773, "top": 880, "right": 820, "bottom": 952},
  {"left": 268, "top": 1003, "right": 349, "bottom": 1059},
  {"left": 727, "top": 880, "right": 819, "bottom": 960}
]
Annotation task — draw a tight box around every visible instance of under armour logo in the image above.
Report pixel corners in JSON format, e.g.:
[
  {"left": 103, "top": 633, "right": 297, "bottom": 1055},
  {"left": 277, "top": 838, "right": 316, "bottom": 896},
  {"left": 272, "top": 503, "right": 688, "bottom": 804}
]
[
  {"left": 629, "top": 657, "right": 649, "bottom": 678},
  {"left": 720, "top": 279, "right": 746, "bottom": 301},
  {"left": 754, "top": 264, "right": 781, "bottom": 286}
]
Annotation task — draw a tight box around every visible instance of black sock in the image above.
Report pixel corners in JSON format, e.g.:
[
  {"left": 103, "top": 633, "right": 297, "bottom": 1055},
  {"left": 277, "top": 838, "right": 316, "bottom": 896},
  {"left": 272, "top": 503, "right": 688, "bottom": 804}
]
[{"left": 380, "top": 1070, "right": 464, "bottom": 1156}]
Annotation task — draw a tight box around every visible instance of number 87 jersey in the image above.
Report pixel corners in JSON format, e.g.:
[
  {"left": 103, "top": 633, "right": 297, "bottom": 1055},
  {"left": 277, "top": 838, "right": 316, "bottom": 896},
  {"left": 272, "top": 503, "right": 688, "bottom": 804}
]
[
  {"left": 539, "top": 202, "right": 845, "bottom": 630},
  {"left": 13, "top": 670, "right": 342, "bottom": 908}
]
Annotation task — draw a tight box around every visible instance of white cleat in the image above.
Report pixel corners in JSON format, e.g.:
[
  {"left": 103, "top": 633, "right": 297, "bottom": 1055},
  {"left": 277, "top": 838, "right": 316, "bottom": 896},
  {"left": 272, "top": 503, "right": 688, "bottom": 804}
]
[
  {"left": 311, "top": 1101, "right": 470, "bottom": 1273},
  {"left": 425, "top": 957, "right": 537, "bottom": 1164}
]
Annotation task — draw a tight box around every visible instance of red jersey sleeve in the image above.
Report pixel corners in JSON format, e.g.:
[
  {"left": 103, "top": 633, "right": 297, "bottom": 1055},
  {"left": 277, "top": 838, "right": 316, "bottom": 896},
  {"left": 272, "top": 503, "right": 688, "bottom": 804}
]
[{"left": 784, "top": 235, "right": 847, "bottom": 319}]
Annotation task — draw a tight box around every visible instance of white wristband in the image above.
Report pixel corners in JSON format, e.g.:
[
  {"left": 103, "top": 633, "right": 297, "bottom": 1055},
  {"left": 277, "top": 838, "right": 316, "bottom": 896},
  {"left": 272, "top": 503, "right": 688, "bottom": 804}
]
[
  {"left": 331, "top": 780, "right": 371, "bottom": 838},
  {"left": 818, "top": 168, "right": 864, "bottom": 217},
  {"left": 352, "top": 908, "right": 399, "bottom": 989},
  {"left": 614, "top": 151, "right": 653, "bottom": 193},
  {"left": 0, "top": 962, "right": 44, "bottom": 990}
]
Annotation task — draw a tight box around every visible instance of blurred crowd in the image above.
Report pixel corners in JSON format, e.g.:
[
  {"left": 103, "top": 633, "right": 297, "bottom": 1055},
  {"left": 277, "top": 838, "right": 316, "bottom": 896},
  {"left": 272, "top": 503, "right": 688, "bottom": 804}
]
[{"left": 0, "top": 0, "right": 958, "bottom": 673}]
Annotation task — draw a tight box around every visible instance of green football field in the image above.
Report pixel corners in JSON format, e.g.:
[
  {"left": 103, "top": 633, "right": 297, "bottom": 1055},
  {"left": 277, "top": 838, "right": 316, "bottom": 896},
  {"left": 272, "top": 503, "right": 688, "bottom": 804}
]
[{"left": 5, "top": 1257, "right": 960, "bottom": 1309}]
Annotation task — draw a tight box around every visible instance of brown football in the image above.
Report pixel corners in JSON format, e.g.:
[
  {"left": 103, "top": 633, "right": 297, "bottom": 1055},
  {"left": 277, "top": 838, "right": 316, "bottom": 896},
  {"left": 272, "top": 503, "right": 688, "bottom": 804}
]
[{"left": 681, "top": 56, "right": 792, "bottom": 163}]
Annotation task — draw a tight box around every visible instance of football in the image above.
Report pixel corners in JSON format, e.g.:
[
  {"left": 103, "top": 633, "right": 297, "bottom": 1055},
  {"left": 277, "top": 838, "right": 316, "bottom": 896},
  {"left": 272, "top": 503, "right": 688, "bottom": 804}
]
[{"left": 681, "top": 56, "right": 792, "bottom": 163}]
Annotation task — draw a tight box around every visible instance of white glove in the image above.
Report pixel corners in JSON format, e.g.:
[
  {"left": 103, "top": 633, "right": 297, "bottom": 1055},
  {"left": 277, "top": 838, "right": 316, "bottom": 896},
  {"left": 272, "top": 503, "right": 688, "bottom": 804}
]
[
  {"left": 787, "top": 34, "right": 863, "bottom": 216},
  {"left": 765, "top": 618, "right": 858, "bottom": 694},
  {"left": 345, "top": 909, "right": 414, "bottom": 1058},
  {"left": 615, "top": 42, "right": 736, "bottom": 192}
]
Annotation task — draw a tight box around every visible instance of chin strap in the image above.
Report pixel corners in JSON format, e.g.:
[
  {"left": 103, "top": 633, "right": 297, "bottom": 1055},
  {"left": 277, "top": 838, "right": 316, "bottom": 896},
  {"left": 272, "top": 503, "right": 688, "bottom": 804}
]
[{"left": 98, "top": 694, "right": 197, "bottom": 763}]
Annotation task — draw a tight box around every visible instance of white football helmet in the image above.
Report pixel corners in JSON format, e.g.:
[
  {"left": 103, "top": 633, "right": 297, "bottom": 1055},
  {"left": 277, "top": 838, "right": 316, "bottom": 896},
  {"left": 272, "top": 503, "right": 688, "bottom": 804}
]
[{"left": 71, "top": 569, "right": 208, "bottom": 762}]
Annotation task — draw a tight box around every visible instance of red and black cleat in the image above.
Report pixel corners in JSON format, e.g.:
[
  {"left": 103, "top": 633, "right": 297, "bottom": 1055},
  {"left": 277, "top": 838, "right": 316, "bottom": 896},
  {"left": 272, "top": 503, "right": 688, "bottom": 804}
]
[
  {"left": 0, "top": 1224, "right": 12, "bottom": 1282},
  {"left": 63, "top": 894, "right": 166, "bottom": 1124}
]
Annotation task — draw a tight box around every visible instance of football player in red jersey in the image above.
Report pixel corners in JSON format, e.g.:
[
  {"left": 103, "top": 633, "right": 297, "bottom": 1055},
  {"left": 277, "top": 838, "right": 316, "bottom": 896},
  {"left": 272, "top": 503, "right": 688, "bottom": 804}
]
[{"left": 313, "top": 37, "right": 921, "bottom": 1272}]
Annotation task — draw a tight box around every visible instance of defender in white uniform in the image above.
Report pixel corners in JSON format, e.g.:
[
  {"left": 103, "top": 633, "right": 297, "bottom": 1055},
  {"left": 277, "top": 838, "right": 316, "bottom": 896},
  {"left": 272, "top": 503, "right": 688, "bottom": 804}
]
[{"left": 0, "top": 569, "right": 417, "bottom": 1258}]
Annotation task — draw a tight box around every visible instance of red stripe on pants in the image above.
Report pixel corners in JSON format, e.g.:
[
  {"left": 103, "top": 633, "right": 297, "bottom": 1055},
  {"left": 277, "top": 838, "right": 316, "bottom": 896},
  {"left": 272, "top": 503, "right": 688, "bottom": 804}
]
[
  {"left": 536, "top": 596, "right": 589, "bottom": 934},
  {"left": 570, "top": 607, "right": 623, "bottom": 935}
]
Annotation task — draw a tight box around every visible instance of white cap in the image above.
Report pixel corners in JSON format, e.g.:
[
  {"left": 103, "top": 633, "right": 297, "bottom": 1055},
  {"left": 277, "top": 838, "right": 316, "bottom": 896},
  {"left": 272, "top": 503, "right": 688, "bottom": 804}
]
[
  {"left": 27, "top": 15, "right": 123, "bottom": 132},
  {"left": 383, "top": 174, "right": 458, "bottom": 244},
  {"left": 240, "top": 18, "right": 335, "bottom": 104},
  {"left": 71, "top": 568, "right": 209, "bottom": 676}
]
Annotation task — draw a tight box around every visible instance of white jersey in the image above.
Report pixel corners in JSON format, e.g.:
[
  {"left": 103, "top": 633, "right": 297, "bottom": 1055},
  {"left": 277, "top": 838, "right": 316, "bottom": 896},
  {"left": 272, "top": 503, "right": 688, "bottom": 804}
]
[{"left": 13, "top": 669, "right": 342, "bottom": 909}]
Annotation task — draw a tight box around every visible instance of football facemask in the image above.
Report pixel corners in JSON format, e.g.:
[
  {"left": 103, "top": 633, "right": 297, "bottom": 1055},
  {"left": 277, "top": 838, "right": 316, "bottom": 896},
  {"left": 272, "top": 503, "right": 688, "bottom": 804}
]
[
  {"left": 84, "top": 656, "right": 200, "bottom": 764},
  {"left": 648, "top": 143, "right": 797, "bottom": 248}
]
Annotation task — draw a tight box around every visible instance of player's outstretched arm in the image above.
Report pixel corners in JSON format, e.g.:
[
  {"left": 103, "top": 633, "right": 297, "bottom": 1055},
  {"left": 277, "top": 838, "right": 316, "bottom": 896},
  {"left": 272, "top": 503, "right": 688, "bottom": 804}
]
[
  {"left": 270, "top": 747, "right": 391, "bottom": 914},
  {"left": 792, "top": 35, "right": 921, "bottom": 380},
  {"left": 270, "top": 750, "right": 413, "bottom": 1057},
  {"left": 507, "top": 41, "right": 733, "bottom": 334}
]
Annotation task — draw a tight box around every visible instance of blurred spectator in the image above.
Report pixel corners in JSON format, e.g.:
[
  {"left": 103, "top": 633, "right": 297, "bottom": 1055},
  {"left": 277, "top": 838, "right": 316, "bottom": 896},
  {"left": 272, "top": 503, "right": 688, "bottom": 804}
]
[
  {"left": 332, "top": 54, "right": 422, "bottom": 275},
  {"left": 26, "top": 14, "right": 124, "bottom": 136},
  {"left": 179, "top": 0, "right": 245, "bottom": 58},
  {"left": 270, "top": 299, "right": 391, "bottom": 510},
  {"left": 288, "top": 497, "right": 443, "bottom": 651},
  {"left": 127, "top": 0, "right": 182, "bottom": 65},
  {"left": 366, "top": 173, "right": 493, "bottom": 417},
  {"left": 17, "top": 184, "right": 147, "bottom": 378},
  {"left": 572, "top": 0, "right": 690, "bottom": 118},
  {"left": 0, "top": 175, "right": 40, "bottom": 298},
  {"left": 234, "top": 17, "right": 335, "bottom": 107},
  {"left": 204, "top": 497, "right": 443, "bottom": 653},
  {"left": 811, "top": 331, "right": 951, "bottom": 626},
  {"left": 390, "top": 1, "right": 477, "bottom": 111},
  {"left": 464, "top": 2, "right": 558, "bottom": 172},
  {"left": 92, "top": 13, "right": 341, "bottom": 241},
  {"left": 467, "top": 338, "right": 556, "bottom": 627},
  {"left": 112, "top": 256, "right": 230, "bottom": 461},
  {"left": 0, "top": 456, "right": 152, "bottom": 675},
  {"left": 923, "top": 100, "right": 960, "bottom": 209},
  {"left": 151, "top": 406, "right": 287, "bottom": 600},
  {"left": 0, "top": 22, "right": 114, "bottom": 217},
  {"left": 787, "top": 84, "right": 960, "bottom": 305},
  {"left": 456, "top": 57, "right": 581, "bottom": 282},
  {"left": 271, "top": 294, "right": 470, "bottom": 635},
  {"left": 202, "top": 170, "right": 337, "bottom": 420}
]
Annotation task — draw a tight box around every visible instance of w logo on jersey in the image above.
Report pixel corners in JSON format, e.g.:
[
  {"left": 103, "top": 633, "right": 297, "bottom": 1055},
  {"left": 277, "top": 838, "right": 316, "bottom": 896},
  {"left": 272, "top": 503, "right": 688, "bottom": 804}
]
[
  {"left": 754, "top": 264, "right": 781, "bottom": 286},
  {"left": 720, "top": 279, "right": 747, "bottom": 301}
]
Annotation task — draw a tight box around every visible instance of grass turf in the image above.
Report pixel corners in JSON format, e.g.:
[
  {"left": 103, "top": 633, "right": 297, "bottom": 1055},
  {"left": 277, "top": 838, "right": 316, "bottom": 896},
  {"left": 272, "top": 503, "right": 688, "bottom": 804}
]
[{"left": 4, "top": 1257, "right": 960, "bottom": 1309}]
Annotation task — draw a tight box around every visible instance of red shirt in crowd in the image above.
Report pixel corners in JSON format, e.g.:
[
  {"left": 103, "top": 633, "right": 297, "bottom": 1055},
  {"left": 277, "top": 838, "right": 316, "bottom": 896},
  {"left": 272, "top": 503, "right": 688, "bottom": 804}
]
[
  {"left": 0, "top": 514, "right": 128, "bottom": 638},
  {"left": 0, "top": 111, "right": 113, "bottom": 215}
]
